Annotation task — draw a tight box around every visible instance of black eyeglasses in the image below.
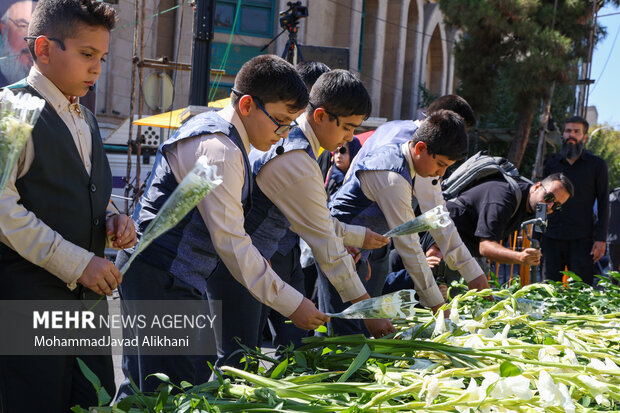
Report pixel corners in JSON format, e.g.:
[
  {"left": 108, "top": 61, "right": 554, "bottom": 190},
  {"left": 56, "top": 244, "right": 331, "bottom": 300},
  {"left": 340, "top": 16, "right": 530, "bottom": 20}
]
[
  {"left": 337, "top": 146, "right": 347, "bottom": 154},
  {"left": 23, "top": 35, "right": 66, "bottom": 51},
  {"left": 231, "top": 89, "right": 297, "bottom": 136},
  {"left": 540, "top": 182, "right": 562, "bottom": 212}
]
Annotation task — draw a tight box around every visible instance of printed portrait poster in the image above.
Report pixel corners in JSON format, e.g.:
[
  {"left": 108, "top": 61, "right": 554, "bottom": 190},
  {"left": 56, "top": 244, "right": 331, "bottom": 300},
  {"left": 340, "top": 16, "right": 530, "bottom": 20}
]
[{"left": 0, "top": 0, "right": 36, "bottom": 88}]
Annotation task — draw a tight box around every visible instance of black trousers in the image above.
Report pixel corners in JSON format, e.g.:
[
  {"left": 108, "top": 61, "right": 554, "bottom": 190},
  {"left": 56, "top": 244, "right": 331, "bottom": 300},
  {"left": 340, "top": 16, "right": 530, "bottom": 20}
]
[
  {"left": 0, "top": 260, "right": 114, "bottom": 412},
  {"left": 541, "top": 237, "right": 596, "bottom": 286},
  {"left": 116, "top": 252, "right": 214, "bottom": 398},
  {"left": 259, "top": 246, "right": 306, "bottom": 351}
]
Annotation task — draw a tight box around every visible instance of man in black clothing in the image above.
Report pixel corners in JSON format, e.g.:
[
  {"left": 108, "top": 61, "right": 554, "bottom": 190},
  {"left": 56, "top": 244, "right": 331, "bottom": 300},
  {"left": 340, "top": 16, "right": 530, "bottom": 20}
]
[
  {"left": 542, "top": 116, "right": 609, "bottom": 286},
  {"left": 384, "top": 173, "right": 573, "bottom": 294}
]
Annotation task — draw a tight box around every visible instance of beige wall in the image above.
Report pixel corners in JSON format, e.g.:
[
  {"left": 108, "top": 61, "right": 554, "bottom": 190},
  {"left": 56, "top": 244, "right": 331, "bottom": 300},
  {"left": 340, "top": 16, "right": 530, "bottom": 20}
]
[{"left": 96, "top": 0, "right": 457, "bottom": 128}]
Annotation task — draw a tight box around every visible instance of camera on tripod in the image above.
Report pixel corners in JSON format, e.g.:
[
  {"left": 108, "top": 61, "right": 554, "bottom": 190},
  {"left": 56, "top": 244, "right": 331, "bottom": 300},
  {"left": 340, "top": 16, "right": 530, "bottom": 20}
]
[{"left": 279, "top": 1, "right": 308, "bottom": 29}]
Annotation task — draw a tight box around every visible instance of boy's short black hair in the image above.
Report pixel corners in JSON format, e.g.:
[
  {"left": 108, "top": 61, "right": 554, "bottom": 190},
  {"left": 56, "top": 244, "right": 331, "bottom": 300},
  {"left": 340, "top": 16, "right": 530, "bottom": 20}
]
[
  {"left": 232, "top": 54, "right": 308, "bottom": 112},
  {"left": 542, "top": 172, "right": 574, "bottom": 197},
  {"left": 427, "top": 94, "right": 476, "bottom": 129},
  {"left": 296, "top": 61, "right": 330, "bottom": 90},
  {"left": 307, "top": 69, "right": 371, "bottom": 119},
  {"left": 27, "top": 0, "right": 117, "bottom": 60},
  {"left": 413, "top": 109, "right": 468, "bottom": 161},
  {"left": 564, "top": 115, "right": 589, "bottom": 134}
]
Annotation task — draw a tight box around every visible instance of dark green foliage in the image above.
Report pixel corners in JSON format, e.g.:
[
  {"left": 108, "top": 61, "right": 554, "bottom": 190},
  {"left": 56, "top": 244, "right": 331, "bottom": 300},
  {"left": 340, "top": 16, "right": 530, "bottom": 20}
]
[{"left": 439, "top": 0, "right": 610, "bottom": 167}]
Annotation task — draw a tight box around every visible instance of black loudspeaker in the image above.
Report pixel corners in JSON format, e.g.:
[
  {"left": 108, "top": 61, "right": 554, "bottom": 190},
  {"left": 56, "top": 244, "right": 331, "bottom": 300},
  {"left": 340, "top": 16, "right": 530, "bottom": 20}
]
[{"left": 297, "top": 45, "right": 350, "bottom": 69}]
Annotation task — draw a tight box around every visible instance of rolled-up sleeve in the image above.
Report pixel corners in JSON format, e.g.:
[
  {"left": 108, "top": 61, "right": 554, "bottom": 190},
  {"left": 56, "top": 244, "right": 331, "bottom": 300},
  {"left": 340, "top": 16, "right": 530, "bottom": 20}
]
[
  {"left": 256, "top": 150, "right": 367, "bottom": 303},
  {"left": 168, "top": 136, "right": 303, "bottom": 317},
  {"left": 415, "top": 176, "right": 483, "bottom": 281},
  {"left": 359, "top": 170, "right": 444, "bottom": 307}
]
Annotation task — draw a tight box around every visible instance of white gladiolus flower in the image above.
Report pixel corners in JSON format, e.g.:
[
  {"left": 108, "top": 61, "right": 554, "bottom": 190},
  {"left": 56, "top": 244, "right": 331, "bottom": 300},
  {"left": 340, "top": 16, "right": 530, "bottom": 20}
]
[
  {"left": 537, "top": 347, "right": 561, "bottom": 363},
  {"left": 419, "top": 375, "right": 440, "bottom": 406},
  {"left": 605, "top": 357, "right": 620, "bottom": 371},
  {"left": 433, "top": 310, "right": 446, "bottom": 336},
  {"left": 382, "top": 206, "right": 451, "bottom": 238},
  {"left": 558, "top": 383, "right": 576, "bottom": 413},
  {"left": 120, "top": 155, "right": 222, "bottom": 275},
  {"left": 450, "top": 297, "right": 460, "bottom": 324},
  {"left": 459, "top": 319, "right": 487, "bottom": 333},
  {"left": 463, "top": 334, "right": 485, "bottom": 349},
  {"left": 537, "top": 370, "right": 561, "bottom": 407},
  {"left": 561, "top": 348, "right": 579, "bottom": 366},
  {"left": 577, "top": 375, "right": 610, "bottom": 406}
]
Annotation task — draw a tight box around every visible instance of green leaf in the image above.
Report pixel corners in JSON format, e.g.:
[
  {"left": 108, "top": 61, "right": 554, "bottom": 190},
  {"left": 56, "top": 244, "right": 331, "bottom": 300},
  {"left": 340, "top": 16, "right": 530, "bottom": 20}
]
[
  {"left": 581, "top": 395, "right": 591, "bottom": 407},
  {"left": 293, "top": 350, "right": 307, "bottom": 369},
  {"left": 499, "top": 360, "right": 522, "bottom": 377},
  {"left": 70, "top": 406, "right": 88, "bottom": 413},
  {"left": 337, "top": 343, "right": 371, "bottom": 382},
  {"left": 180, "top": 380, "right": 193, "bottom": 389},
  {"left": 97, "top": 385, "right": 112, "bottom": 406},
  {"left": 315, "top": 325, "right": 328, "bottom": 333},
  {"left": 377, "top": 362, "right": 387, "bottom": 375},
  {"left": 154, "top": 384, "right": 170, "bottom": 410},
  {"left": 270, "top": 358, "right": 289, "bottom": 379},
  {"left": 543, "top": 334, "right": 555, "bottom": 345},
  {"left": 115, "top": 396, "right": 134, "bottom": 412},
  {"left": 147, "top": 372, "right": 171, "bottom": 383},
  {"left": 76, "top": 357, "right": 101, "bottom": 388}
]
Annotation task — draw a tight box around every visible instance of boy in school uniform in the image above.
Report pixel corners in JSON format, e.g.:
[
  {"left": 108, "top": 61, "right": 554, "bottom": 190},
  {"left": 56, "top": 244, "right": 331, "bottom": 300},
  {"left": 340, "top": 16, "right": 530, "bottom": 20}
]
[
  {"left": 116, "top": 55, "right": 329, "bottom": 394},
  {"left": 238, "top": 69, "right": 393, "bottom": 359},
  {"left": 325, "top": 110, "right": 491, "bottom": 335},
  {"left": 0, "top": 0, "right": 136, "bottom": 410}
]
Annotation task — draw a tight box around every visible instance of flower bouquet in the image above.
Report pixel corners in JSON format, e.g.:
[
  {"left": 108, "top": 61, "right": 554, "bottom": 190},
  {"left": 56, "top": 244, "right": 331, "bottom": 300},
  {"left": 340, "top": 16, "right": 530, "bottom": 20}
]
[
  {"left": 120, "top": 155, "right": 222, "bottom": 275},
  {"left": 327, "top": 289, "right": 418, "bottom": 319},
  {"left": 383, "top": 205, "right": 451, "bottom": 238},
  {"left": 0, "top": 89, "right": 45, "bottom": 192}
]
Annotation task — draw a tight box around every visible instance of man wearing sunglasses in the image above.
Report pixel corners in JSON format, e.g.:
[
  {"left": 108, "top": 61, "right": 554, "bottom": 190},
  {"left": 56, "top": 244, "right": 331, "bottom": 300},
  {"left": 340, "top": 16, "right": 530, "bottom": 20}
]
[{"left": 542, "top": 115, "right": 609, "bottom": 286}]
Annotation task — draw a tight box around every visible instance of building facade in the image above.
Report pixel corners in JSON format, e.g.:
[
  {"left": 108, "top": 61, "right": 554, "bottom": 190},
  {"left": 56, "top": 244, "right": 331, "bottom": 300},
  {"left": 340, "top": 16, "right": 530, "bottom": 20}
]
[{"left": 96, "top": 0, "right": 458, "bottom": 131}]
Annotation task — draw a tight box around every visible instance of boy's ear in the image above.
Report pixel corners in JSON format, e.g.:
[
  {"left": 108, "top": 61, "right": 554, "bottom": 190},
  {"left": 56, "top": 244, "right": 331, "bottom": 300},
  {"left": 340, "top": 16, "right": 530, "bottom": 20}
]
[
  {"left": 34, "top": 37, "right": 52, "bottom": 64},
  {"left": 237, "top": 95, "right": 253, "bottom": 117},
  {"left": 413, "top": 141, "right": 427, "bottom": 155},
  {"left": 313, "top": 107, "right": 327, "bottom": 124}
]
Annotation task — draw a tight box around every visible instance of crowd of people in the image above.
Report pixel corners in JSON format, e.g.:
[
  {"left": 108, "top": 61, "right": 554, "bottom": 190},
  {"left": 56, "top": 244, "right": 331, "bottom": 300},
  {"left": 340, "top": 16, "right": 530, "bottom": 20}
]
[{"left": 0, "top": 0, "right": 614, "bottom": 410}]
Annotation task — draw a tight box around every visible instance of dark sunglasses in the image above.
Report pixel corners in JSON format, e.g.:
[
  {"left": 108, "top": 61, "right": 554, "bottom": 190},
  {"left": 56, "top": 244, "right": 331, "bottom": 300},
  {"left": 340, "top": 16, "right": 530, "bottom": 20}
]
[
  {"left": 541, "top": 182, "right": 562, "bottom": 212},
  {"left": 337, "top": 146, "right": 347, "bottom": 154}
]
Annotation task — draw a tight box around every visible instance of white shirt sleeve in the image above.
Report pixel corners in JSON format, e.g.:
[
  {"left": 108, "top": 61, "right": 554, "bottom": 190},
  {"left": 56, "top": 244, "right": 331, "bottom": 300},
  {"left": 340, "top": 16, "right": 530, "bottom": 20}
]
[
  {"left": 414, "top": 176, "right": 483, "bottom": 282},
  {"left": 256, "top": 150, "right": 367, "bottom": 303},
  {"left": 359, "top": 170, "right": 444, "bottom": 307},
  {"left": 167, "top": 135, "right": 304, "bottom": 317}
]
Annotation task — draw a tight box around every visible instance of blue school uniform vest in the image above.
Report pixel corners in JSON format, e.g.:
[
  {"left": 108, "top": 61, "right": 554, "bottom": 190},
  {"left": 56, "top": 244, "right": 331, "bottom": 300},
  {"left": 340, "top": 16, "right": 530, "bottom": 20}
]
[
  {"left": 329, "top": 143, "right": 413, "bottom": 259},
  {"left": 244, "top": 127, "right": 315, "bottom": 260},
  {"left": 133, "top": 111, "right": 252, "bottom": 292}
]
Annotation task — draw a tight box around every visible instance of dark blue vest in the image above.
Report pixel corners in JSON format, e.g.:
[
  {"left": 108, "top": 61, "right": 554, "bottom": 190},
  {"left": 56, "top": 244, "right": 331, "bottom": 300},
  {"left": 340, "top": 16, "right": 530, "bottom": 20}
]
[
  {"left": 329, "top": 143, "right": 412, "bottom": 256},
  {"left": 133, "top": 111, "right": 252, "bottom": 292},
  {"left": 244, "top": 127, "right": 315, "bottom": 260}
]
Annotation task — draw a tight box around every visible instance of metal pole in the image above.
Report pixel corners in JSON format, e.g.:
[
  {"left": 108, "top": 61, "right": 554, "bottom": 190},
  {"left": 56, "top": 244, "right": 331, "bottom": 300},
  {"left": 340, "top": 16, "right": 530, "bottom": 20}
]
[
  {"left": 124, "top": 0, "right": 141, "bottom": 213},
  {"left": 189, "top": 0, "right": 216, "bottom": 106}
]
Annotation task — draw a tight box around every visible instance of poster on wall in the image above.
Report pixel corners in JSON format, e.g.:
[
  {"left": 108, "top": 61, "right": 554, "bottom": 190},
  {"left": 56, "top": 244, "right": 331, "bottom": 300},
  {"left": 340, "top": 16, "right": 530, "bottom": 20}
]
[{"left": 0, "top": 0, "right": 36, "bottom": 88}]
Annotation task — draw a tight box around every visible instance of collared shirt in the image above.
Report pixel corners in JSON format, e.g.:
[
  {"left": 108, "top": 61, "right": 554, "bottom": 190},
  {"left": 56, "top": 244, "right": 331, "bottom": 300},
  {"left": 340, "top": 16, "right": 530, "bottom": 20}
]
[
  {"left": 0, "top": 68, "right": 96, "bottom": 288},
  {"left": 166, "top": 105, "right": 304, "bottom": 317},
  {"left": 544, "top": 150, "right": 609, "bottom": 241},
  {"left": 358, "top": 142, "right": 482, "bottom": 307},
  {"left": 255, "top": 114, "right": 367, "bottom": 303}
]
